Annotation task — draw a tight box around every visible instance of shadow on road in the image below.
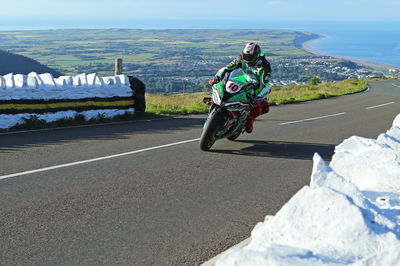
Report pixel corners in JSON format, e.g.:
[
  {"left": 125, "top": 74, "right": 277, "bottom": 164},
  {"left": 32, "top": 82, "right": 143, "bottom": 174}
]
[
  {"left": 0, "top": 117, "right": 205, "bottom": 153},
  {"left": 212, "top": 140, "right": 335, "bottom": 160}
]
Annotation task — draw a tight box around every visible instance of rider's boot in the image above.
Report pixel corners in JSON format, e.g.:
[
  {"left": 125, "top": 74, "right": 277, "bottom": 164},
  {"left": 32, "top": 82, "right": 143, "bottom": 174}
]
[
  {"left": 246, "top": 100, "right": 270, "bottom": 134},
  {"left": 246, "top": 118, "right": 255, "bottom": 133},
  {"left": 246, "top": 106, "right": 261, "bottom": 133}
]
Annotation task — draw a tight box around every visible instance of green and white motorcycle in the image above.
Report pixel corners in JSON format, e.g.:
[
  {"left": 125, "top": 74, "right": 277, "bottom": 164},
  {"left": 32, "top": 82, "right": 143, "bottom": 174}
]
[{"left": 200, "top": 68, "right": 262, "bottom": 151}]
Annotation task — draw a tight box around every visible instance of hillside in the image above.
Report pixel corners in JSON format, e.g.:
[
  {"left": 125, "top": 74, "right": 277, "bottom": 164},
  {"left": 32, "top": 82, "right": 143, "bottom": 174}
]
[{"left": 0, "top": 50, "right": 62, "bottom": 77}]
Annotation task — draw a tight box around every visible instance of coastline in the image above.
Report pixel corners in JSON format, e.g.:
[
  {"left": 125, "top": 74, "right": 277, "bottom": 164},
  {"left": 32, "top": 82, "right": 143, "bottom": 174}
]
[{"left": 300, "top": 34, "right": 398, "bottom": 69}]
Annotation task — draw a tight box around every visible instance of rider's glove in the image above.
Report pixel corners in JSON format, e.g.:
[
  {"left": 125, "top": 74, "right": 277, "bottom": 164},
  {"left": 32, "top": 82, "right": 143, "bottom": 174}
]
[{"left": 209, "top": 75, "right": 221, "bottom": 86}]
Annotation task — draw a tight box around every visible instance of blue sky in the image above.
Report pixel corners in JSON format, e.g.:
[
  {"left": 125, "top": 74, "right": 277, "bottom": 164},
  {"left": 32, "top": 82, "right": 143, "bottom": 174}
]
[{"left": 1, "top": 0, "right": 399, "bottom": 21}]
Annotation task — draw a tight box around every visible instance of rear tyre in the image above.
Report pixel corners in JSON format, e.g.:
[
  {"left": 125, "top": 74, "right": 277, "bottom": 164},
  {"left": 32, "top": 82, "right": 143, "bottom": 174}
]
[{"left": 200, "top": 109, "right": 225, "bottom": 151}]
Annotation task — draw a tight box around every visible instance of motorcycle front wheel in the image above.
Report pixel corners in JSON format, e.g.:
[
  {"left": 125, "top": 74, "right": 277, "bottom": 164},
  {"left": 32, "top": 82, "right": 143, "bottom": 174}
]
[{"left": 199, "top": 108, "right": 226, "bottom": 151}]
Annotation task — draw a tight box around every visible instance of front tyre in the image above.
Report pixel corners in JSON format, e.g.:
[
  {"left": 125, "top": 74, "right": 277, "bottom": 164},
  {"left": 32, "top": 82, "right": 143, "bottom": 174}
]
[{"left": 200, "top": 108, "right": 225, "bottom": 151}]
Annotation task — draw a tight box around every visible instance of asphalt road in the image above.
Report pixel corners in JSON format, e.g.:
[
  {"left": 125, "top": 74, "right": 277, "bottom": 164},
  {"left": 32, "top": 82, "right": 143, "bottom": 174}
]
[{"left": 0, "top": 81, "right": 399, "bottom": 265}]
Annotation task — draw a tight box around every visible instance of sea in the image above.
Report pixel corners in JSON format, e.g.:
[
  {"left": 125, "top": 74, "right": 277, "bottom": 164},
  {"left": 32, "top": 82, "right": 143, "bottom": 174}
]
[{"left": 0, "top": 19, "right": 399, "bottom": 67}]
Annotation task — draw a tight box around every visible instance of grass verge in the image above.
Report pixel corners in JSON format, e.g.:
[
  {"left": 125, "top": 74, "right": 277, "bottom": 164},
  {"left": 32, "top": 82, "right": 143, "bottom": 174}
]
[
  {"left": 146, "top": 92, "right": 209, "bottom": 116},
  {"left": 269, "top": 78, "right": 368, "bottom": 105},
  {"left": 146, "top": 78, "right": 370, "bottom": 115}
]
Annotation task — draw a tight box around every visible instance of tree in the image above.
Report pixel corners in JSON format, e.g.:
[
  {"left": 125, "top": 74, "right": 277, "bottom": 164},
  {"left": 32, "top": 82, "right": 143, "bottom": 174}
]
[{"left": 310, "top": 76, "right": 321, "bottom": 85}]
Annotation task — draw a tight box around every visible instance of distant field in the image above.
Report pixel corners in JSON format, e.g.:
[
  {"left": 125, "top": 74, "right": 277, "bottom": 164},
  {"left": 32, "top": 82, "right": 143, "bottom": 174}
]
[{"left": 0, "top": 29, "right": 312, "bottom": 75}]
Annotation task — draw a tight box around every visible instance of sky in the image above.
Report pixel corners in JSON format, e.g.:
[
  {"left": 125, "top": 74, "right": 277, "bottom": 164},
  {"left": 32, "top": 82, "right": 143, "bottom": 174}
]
[{"left": 1, "top": 0, "right": 399, "bottom": 22}]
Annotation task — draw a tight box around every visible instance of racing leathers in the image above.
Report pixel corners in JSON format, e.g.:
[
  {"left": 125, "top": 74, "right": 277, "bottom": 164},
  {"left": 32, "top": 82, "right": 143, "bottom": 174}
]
[{"left": 210, "top": 53, "right": 272, "bottom": 133}]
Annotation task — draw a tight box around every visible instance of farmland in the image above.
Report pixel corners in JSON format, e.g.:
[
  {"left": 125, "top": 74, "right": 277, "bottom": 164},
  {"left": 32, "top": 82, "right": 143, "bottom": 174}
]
[{"left": 0, "top": 29, "right": 382, "bottom": 93}]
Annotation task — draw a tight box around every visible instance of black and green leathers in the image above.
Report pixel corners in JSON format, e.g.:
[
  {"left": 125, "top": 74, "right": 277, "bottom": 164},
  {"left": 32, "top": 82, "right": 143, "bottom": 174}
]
[{"left": 214, "top": 53, "right": 272, "bottom": 99}]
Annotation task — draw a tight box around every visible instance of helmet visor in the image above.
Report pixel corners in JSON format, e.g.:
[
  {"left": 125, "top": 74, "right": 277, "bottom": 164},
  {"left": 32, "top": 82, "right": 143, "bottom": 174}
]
[{"left": 242, "top": 53, "right": 258, "bottom": 64}]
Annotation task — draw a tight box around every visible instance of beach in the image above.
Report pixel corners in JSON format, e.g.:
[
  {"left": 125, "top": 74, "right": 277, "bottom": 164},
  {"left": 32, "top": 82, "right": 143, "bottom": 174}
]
[{"left": 300, "top": 34, "right": 398, "bottom": 69}]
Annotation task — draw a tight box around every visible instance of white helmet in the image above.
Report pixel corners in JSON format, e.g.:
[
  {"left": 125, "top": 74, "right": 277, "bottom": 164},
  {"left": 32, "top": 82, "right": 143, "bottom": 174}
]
[{"left": 242, "top": 42, "right": 261, "bottom": 66}]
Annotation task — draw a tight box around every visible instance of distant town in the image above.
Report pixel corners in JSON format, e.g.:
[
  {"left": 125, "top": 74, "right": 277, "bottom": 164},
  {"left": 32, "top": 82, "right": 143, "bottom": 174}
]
[{"left": 122, "top": 55, "right": 400, "bottom": 93}]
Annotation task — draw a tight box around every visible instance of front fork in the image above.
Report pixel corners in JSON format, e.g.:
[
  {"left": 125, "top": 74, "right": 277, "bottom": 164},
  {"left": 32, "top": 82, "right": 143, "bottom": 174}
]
[{"left": 203, "top": 98, "right": 241, "bottom": 138}]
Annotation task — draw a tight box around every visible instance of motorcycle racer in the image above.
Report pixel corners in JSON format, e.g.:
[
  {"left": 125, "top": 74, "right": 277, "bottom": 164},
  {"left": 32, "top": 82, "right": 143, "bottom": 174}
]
[{"left": 209, "top": 42, "right": 272, "bottom": 133}]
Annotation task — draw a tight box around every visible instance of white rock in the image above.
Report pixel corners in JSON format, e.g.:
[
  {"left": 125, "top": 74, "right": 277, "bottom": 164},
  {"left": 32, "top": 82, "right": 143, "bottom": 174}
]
[
  {"left": 55, "top": 78, "right": 67, "bottom": 87},
  {"left": 393, "top": 114, "right": 400, "bottom": 127},
  {"left": 28, "top": 72, "right": 43, "bottom": 85},
  {"left": 102, "top": 77, "right": 115, "bottom": 85},
  {"left": 217, "top": 113, "right": 400, "bottom": 266},
  {"left": 118, "top": 74, "right": 129, "bottom": 85},
  {"left": 112, "top": 76, "right": 121, "bottom": 85},
  {"left": 311, "top": 153, "right": 365, "bottom": 207},
  {"left": 217, "top": 185, "right": 399, "bottom": 266},
  {"left": 4, "top": 73, "right": 15, "bottom": 88},
  {"left": 39, "top": 73, "right": 56, "bottom": 86},
  {"left": 0, "top": 72, "right": 132, "bottom": 101},
  {"left": 14, "top": 74, "right": 27, "bottom": 88},
  {"left": 78, "top": 73, "right": 88, "bottom": 86},
  {"left": 0, "top": 76, "right": 5, "bottom": 89},
  {"left": 0, "top": 108, "right": 134, "bottom": 129},
  {"left": 87, "top": 73, "right": 97, "bottom": 86},
  {"left": 353, "top": 245, "right": 400, "bottom": 266},
  {"left": 57, "top": 76, "right": 73, "bottom": 86},
  {"left": 72, "top": 76, "right": 82, "bottom": 86},
  {"left": 26, "top": 75, "right": 38, "bottom": 88},
  {"left": 94, "top": 76, "right": 104, "bottom": 87},
  {"left": 330, "top": 136, "right": 400, "bottom": 193},
  {"left": 377, "top": 131, "right": 400, "bottom": 151}
]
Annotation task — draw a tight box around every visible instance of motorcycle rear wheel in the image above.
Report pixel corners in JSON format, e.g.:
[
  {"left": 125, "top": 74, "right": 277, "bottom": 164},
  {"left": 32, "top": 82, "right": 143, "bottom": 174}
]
[{"left": 200, "top": 109, "right": 225, "bottom": 151}]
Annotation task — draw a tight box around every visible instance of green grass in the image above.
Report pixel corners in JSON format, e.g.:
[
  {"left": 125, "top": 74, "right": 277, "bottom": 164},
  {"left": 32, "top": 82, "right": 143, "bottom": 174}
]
[
  {"left": 145, "top": 79, "right": 370, "bottom": 116},
  {"left": 269, "top": 78, "right": 368, "bottom": 105},
  {"left": 146, "top": 92, "right": 209, "bottom": 116}
]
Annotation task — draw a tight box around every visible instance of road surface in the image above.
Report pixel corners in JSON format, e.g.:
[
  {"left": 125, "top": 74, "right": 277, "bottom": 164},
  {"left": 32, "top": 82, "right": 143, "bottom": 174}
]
[{"left": 0, "top": 81, "right": 399, "bottom": 265}]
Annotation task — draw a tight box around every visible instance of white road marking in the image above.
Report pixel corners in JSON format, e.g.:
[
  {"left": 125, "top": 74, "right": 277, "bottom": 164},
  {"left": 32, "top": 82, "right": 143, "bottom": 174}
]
[
  {"left": 0, "top": 138, "right": 200, "bottom": 180},
  {"left": 279, "top": 112, "right": 346, "bottom": 125},
  {"left": 392, "top": 82, "right": 400, "bottom": 88},
  {"left": 365, "top": 102, "right": 395, "bottom": 109}
]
